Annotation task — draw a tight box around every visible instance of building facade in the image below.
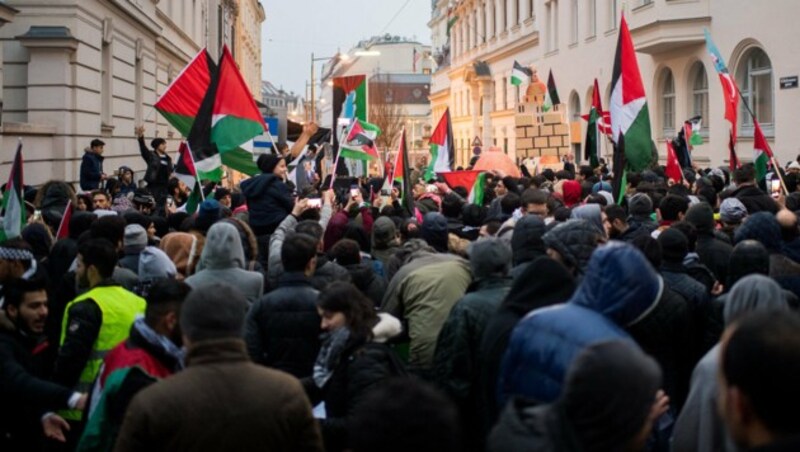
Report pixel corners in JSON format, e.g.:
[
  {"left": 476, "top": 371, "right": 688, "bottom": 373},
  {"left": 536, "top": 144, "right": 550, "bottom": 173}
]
[
  {"left": 430, "top": 0, "right": 800, "bottom": 168},
  {"left": 318, "top": 34, "right": 433, "bottom": 159},
  {"left": 0, "top": 0, "right": 261, "bottom": 186},
  {"left": 261, "top": 80, "right": 304, "bottom": 143},
  {"left": 233, "top": 0, "right": 265, "bottom": 97}
]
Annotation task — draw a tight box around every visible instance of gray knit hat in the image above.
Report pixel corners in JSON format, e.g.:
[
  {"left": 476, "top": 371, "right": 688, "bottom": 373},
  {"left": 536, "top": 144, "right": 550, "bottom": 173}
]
[
  {"left": 180, "top": 284, "right": 249, "bottom": 342},
  {"left": 720, "top": 197, "right": 748, "bottom": 224}
]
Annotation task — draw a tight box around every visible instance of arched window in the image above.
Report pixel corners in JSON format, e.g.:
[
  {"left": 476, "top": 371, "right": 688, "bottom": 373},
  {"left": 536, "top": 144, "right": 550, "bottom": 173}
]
[
  {"left": 481, "top": 3, "right": 487, "bottom": 43},
  {"left": 689, "top": 62, "right": 709, "bottom": 136},
  {"left": 660, "top": 69, "right": 675, "bottom": 137},
  {"left": 502, "top": 0, "right": 508, "bottom": 31},
  {"left": 569, "top": 91, "right": 581, "bottom": 122},
  {"left": 736, "top": 47, "right": 773, "bottom": 134}
]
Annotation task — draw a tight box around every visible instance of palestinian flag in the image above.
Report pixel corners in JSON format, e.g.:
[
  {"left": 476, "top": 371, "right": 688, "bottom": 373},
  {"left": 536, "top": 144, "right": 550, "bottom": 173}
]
[
  {"left": 55, "top": 200, "right": 72, "bottom": 240},
  {"left": 155, "top": 49, "right": 214, "bottom": 136},
  {"left": 212, "top": 46, "right": 266, "bottom": 153},
  {"left": 510, "top": 61, "right": 531, "bottom": 86},
  {"left": 0, "top": 142, "right": 25, "bottom": 242},
  {"left": 665, "top": 139, "right": 683, "bottom": 184},
  {"left": 584, "top": 79, "right": 603, "bottom": 168},
  {"left": 427, "top": 108, "right": 455, "bottom": 180},
  {"left": 333, "top": 75, "right": 367, "bottom": 162},
  {"left": 175, "top": 142, "right": 202, "bottom": 214},
  {"left": 543, "top": 69, "right": 561, "bottom": 111},
  {"left": 154, "top": 47, "right": 260, "bottom": 180},
  {"left": 610, "top": 14, "right": 653, "bottom": 202},
  {"left": 340, "top": 119, "right": 381, "bottom": 161},
  {"left": 439, "top": 170, "right": 487, "bottom": 206},
  {"left": 684, "top": 117, "right": 703, "bottom": 147},
  {"left": 468, "top": 172, "right": 488, "bottom": 205},
  {"left": 446, "top": 13, "right": 459, "bottom": 37},
  {"left": 705, "top": 30, "right": 739, "bottom": 146},
  {"left": 753, "top": 119, "right": 773, "bottom": 184},
  {"left": 396, "top": 129, "right": 415, "bottom": 216}
]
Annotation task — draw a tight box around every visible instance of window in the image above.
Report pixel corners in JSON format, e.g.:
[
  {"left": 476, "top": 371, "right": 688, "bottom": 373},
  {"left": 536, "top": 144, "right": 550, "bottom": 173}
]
[
  {"left": 492, "top": 80, "right": 497, "bottom": 109},
  {"left": 587, "top": 0, "right": 596, "bottom": 37},
  {"left": 608, "top": 0, "right": 617, "bottom": 30},
  {"left": 514, "top": 0, "right": 520, "bottom": 25},
  {"left": 502, "top": 0, "right": 508, "bottom": 31},
  {"left": 689, "top": 62, "right": 709, "bottom": 136},
  {"left": 529, "top": 0, "right": 534, "bottom": 18},
  {"left": 490, "top": 1, "right": 496, "bottom": 36},
  {"left": 736, "top": 47, "right": 774, "bottom": 134},
  {"left": 545, "top": 2, "right": 553, "bottom": 51},
  {"left": 570, "top": 0, "right": 578, "bottom": 44},
  {"left": 134, "top": 53, "right": 143, "bottom": 124},
  {"left": 515, "top": 85, "right": 520, "bottom": 105},
  {"left": 661, "top": 69, "right": 676, "bottom": 137},
  {"left": 502, "top": 77, "right": 508, "bottom": 109},
  {"left": 481, "top": 3, "right": 487, "bottom": 43},
  {"left": 101, "top": 41, "right": 112, "bottom": 124},
  {"left": 569, "top": 91, "right": 581, "bottom": 122}
]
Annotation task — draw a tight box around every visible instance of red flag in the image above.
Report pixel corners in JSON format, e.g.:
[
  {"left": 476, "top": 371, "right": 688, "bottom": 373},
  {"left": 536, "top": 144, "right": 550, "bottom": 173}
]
[
  {"left": 753, "top": 119, "right": 774, "bottom": 158},
  {"left": 439, "top": 170, "right": 482, "bottom": 192},
  {"left": 665, "top": 140, "right": 683, "bottom": 183},
  {"left": 55, "top": 200, "right": 73, "bottom": 240},
  {"left": 581, "top": 79, "right": 612, "bottom": 136}
]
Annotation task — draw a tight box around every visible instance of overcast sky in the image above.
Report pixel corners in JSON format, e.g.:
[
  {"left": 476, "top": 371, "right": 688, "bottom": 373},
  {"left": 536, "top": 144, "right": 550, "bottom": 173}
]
[{"left": 260, "top": 0, "right": 432, "bottom": 98}]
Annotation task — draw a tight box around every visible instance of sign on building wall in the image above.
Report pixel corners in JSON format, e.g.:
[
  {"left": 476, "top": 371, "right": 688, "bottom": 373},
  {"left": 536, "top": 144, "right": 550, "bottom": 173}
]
[{"left": 780, "top": 76, "right": 798, "bottom": 89}]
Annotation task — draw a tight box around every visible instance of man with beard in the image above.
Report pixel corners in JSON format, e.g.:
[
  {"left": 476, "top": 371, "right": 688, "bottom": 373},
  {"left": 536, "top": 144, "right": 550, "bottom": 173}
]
[
  {"left": 77, "top": 280, "right": 190, "bottom": 451},
  {"left": 0, "top": 277, "right": 87, "bottom": 450},
  {"left": 53, "top": 239, "right": 146, "bottom": 444}
]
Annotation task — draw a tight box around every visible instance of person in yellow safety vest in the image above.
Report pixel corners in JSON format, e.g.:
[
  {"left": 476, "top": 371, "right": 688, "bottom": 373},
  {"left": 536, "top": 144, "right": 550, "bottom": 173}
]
[{"left": 51, "top": 238, "right": 146, "bottom": 443}]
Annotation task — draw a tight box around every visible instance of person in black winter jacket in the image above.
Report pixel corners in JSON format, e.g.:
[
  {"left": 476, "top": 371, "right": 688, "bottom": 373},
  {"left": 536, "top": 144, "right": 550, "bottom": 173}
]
[
  {"left": 328, "top": 239, "right": 386, "bottom": 308},
  {"left": 509, "top": 215, "right": 547, "bottom": 279},
  {"left": 80, "top": 139, "right": 105, "bottom": 191},
  {"left": 542, "top": 219, "right": 603, "bottom": 279},
  {"left": 241, "top": 154, "right": 294, "bottom": 237},
  {"left": 477, "top": 257, "right": 575, "bottom": 435},
  {"left": 685, "top": 202, "right": 732, "bottom": 285},
  {"left": 135, "top": 127, "right": 173, "bottom": 208},
  {"left": 302, "top": 282, "right": 403, "bottom": 452},
  {"left": 734, "top": 211, "right": 800, "bottom": 299},
  {"left": 245, "top": 233, "right": 321, "bottom": 378},
  {"left": 489, "top": 341, "right": 665, "bottom": 452},
  {"left": 1, "top": 277, "right": 86, "bottom": 451},
  {"left": 729, "top": 163, "right": 779, "bottom": 214}
]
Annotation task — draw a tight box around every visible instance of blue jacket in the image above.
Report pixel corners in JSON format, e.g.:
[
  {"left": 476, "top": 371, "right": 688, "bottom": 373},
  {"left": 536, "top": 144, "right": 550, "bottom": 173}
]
[
  {"left": 497, "top": 242, "right": 662, "bottom": 406},
  {"left": 240, "top": 173, "right": 294, "bottom": 235},
  {"left": 80, "top": 151, "right": 104, "bottom": 191}
]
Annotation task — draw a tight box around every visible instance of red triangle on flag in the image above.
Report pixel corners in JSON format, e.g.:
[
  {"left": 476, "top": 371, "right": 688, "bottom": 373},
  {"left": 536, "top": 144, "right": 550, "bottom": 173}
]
[
  {"left": 618, "top": 16, "right": 646, "bottom": 104},
  {"left": 213, "top": 46, "right": 267, "bottom": 129},
  {"left": 56, "top": 200, "right": 73, "bottom": 240},
  {"left": 440, "top": 170, "right": 482, "bottom": 192}
]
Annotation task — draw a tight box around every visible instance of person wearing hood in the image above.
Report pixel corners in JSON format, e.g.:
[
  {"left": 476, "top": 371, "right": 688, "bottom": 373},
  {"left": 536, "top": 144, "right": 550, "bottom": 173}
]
[
  {"left": 673, "top": 275, "right": 790, "bottom": 452},
  {"left": 542, "top": 219, "right": 604, "bottom": 279},
  {"left": 570, "top": 203, "right": 606, "bottom": 239},
  {"left": 734, "top": 211, "right": 800, "bottom": 297},
  {"left": 134, "top": 246, "right": 178, "bottom": 298},
  {"left": 371, "top": 216, "right": 400, "bottom": 268},
  {"left": 1, "top": 277, "right": 87, "bottom": 450},
  {"left": 184, "top": 222, "right": 263, "bottom": 303},
  {"left": 718, "top": 197, "right": 748, "bottom": 243},
  {"left": 328, "top": 239, "right": 386, "bottom": 308},
  {"left": 490, "top": 341, "right": 665, "bottom": 452},
  {"left": 509, "top": 215, "right": 547, "bottom": 279},
  {"left": 477, "top": 257, "right": 575, "bottom": 436},
  {"left": 302, "top": 282, "right": 403, "bottom": 452},
  {"left": 498, "top": 242, "right": 661, "bottom": 407},
  {"left": 159, "top": 232, "right": 199, "bottom": 280},
  {"left": 381, "top": 240, "right": 472, "bottom": 373},
  {"left": 561, "top": 180, "right": 582, "bottom": 208},
  {"left": 686, "top": 202, "right": 733, "bottom": 285},
  {"left": 432, "top": 238, "right": 514, "bottom": 452},
  {"left": 119, "top": 224, "right": 148, "bottom": 275},
  {"left": 241, "top": 154, "right": 294, "bottom": 261},
  {"left": 626, "top": 192, "right": 658, "bottom": 236}
]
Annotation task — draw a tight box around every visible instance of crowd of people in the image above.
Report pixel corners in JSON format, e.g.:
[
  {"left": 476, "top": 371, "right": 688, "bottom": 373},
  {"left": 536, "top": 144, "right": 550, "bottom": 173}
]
[{"left": 3, "top": 126, "right": 800, "bottom": 452}]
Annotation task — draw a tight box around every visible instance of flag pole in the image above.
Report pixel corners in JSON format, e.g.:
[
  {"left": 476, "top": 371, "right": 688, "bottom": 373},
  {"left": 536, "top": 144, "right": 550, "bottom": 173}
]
[
  {"left": 329, "top": 123, "right": 349, "bottom": 190},
  {"left": 265, "top": 128, "right": 279, "bottom": 156}
]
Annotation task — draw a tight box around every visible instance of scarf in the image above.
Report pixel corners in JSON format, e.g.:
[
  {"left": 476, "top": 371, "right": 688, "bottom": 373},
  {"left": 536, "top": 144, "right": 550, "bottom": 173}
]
[
  {"left": 132, "top": 317, "right": 185, "bottom": 370},
  {"left": 312, "top": 327, "right": 351, "bottom": 388}
]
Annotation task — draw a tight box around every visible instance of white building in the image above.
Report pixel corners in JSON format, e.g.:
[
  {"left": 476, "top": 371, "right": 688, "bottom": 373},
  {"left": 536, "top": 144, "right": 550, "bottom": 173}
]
[
  {"left": 430, "top": 0, "right": 800, "bottom": 168},
  {"left": 318, "top": 34, "right": 433, "bottom": 156},
  {"left": 0, "top": 0, "right": 253, "bottom": 185}
]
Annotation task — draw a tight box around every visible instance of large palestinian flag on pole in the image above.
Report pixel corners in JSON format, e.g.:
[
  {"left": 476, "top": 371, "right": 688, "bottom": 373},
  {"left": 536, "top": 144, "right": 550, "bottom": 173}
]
[
  {"left": 426, "top": 108, "right": 455, "bottom": 180},
  {"left": 212, "top": 46, "right": 267, "bottom": 153},
  {"left": 584, "top": 78, "right": 603, "bottom": 168},
  {"left": 0, "top": 141, "right": 25, "bottom": 242},
  {"left": 154, "top": 47, "right": 262, "bottom": 180},
  {"left": 753, "top": 119, "right": 774, "bottom": 184},
  {"left": 610, "top": 15, "right": 653, "bottom": 174}
]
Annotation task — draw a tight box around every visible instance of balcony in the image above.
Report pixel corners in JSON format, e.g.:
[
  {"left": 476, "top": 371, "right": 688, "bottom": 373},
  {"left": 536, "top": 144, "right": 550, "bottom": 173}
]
[{"left": 628, "top": 0, "right": 711, "bottom": 55}]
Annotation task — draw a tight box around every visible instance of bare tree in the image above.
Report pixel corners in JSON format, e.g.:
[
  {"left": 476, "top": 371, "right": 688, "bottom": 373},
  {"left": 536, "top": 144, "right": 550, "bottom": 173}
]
[{"left": 369, "top": 76, "right": 406, "bottom": 154}]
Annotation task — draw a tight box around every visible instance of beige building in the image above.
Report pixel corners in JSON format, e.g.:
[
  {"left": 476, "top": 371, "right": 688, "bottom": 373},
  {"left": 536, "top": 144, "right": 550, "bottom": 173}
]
[
  {"left": 318, "top": 35, "right": 433, "bottom": 158},
  {"left": 0, "top": 0, "right": 262, "bottom": 186},
  {"left": 233, "top": 0, "right": 265, "bottom": 97},
  {"left": 430, "top": 0, "right": 800, "bottom": 168}
]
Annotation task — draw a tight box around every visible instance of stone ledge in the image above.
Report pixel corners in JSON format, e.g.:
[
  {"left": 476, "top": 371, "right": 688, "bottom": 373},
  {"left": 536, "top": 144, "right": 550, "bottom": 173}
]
[{"left": 1, "top": 122, "right": 57, "bottom": 136}]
